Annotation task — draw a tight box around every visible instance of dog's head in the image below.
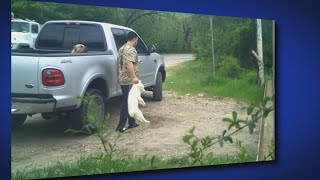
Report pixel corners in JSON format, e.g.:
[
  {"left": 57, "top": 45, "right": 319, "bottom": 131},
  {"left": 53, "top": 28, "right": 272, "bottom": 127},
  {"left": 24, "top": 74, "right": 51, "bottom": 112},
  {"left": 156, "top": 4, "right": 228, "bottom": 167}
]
[
  {"left": 71, "top": 44, "right": 88, "bottom": 53},
  {"left": 133, "top": 80, "right": 145, "bottom": 92}
]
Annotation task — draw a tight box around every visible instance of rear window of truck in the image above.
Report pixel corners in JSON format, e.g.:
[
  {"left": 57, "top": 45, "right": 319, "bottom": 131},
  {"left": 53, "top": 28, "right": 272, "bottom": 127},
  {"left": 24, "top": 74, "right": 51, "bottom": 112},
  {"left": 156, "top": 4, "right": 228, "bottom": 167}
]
[{"left": 36, "top": 23, "right": 107, "bottom": 51}]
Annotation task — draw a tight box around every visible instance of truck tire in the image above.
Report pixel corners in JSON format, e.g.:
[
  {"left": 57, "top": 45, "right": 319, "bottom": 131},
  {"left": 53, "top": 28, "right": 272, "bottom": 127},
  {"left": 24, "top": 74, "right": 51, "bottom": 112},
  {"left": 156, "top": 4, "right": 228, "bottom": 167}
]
[
  {"left": 41, "top": 113, "right": 52, "bottom": 120},
  {"left": 71, "top": 88, "right": 106, "bottom": 132},
  {"left": 153, "top": 72, "right": 163, "bottom": 101},
  {"left": 12, "top": 114, "right": 27, "bottom": 130}
]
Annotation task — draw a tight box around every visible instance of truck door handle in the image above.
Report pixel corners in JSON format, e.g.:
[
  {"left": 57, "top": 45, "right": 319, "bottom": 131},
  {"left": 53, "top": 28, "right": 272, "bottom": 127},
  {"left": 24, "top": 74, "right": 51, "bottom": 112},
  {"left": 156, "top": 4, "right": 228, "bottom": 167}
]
[
  {"left": 138, "top": 59, "right": 143, "bottom": 64},
  {"left": 25, "top": 84, "right": 34, "bottom": 88}
]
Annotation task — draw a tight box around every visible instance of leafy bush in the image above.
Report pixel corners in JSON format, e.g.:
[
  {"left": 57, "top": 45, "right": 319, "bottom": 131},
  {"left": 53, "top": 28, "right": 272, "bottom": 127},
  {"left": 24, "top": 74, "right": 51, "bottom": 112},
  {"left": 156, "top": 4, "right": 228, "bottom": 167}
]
[
  {"left": 191, "top": 31, "right": 212, "bottom": 61},
  {"left": 216, "top": 56, "right": 243, "bottom": 78},
  {"left": 182, "top": 96, "right": 275, "bottom": 164},
  {"left": 65, "top": 95, "right": 123, "bottom": 162}
]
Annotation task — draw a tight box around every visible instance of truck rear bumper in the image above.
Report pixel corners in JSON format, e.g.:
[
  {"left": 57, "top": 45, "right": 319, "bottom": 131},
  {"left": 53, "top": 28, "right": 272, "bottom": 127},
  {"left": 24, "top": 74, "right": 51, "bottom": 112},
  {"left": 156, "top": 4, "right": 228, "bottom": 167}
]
[{"left": 11, "top": 97, "right": 56, "bottom": 114}]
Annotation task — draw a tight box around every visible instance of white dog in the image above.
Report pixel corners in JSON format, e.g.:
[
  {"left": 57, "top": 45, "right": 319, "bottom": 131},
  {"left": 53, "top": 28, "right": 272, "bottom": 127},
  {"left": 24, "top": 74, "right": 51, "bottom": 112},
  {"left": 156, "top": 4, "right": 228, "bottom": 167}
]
[{"left": 128, "top": 81, "right": 150, "bottom": 123}]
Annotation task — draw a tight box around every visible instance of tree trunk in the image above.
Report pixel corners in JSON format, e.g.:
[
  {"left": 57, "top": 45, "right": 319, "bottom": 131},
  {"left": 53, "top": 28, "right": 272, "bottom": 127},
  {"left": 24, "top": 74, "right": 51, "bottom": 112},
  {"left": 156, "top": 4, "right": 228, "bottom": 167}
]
[
  {"left": 125, "top": 11, "right": 160, "bottom": 27},
  {"left": 182, "top": 19, "right": 192, "bottom": 51},
  {"left": 125, "top": 11, "right": 138, "bottom": 26},
  {"left": 251, "top": 19, "right": 265, "bottom": 87}
]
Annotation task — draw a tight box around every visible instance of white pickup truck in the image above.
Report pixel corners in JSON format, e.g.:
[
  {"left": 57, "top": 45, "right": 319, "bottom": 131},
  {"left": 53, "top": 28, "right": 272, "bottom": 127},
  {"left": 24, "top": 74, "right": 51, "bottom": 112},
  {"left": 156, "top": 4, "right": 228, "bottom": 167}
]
[
  {"left": 11, "top": 20, "right": 166, "bottom": 130},
  {"left": 11, "top": 19, "right": 41, "bottom": 49}
]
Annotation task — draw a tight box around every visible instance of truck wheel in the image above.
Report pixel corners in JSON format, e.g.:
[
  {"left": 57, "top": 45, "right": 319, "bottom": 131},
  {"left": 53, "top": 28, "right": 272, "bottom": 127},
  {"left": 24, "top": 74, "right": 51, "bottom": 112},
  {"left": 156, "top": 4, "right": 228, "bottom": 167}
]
[
  {"left": 12, "top": 114, "right": 27, "bottom": 130},
  {"left": 153, "top": 72, "right": 163, "bottom": 101},
  {"left": 71, "top": 88, "right": 106, "bottom": 132},
  {"left": 41, "top": 113, "right": 63, "bottom": 120},
  {"left": 41, "top": 113, "right": 53, "bottom": 120}
]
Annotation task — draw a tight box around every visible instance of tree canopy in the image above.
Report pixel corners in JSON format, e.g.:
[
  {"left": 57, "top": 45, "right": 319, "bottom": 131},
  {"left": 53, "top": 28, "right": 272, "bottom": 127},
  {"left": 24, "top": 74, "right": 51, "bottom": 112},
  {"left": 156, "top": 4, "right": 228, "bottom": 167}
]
[{"left": 11, "top": 0, "right": 274, "bottom": 72}]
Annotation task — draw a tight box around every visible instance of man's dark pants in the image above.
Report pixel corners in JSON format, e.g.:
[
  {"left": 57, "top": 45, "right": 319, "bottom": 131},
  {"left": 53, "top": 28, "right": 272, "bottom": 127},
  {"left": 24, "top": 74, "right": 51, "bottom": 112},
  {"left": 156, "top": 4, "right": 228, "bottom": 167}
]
[{"left": 116, "top": 84, "right": 136, "bottom": 130}]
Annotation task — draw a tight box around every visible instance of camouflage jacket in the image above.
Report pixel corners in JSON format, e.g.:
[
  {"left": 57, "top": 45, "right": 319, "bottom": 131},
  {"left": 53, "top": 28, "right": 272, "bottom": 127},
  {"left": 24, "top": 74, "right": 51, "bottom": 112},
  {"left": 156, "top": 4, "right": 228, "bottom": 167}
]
[{"left": 117, "top": 43, "right": 140, "bottom": 85}]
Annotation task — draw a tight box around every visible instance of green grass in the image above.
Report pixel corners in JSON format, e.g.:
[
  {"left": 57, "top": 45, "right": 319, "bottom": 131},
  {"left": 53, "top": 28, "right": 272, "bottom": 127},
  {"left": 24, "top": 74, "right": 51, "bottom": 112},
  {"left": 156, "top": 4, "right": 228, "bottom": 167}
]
[
  {"left": 164, "top": 60, "right": 264, "bottom": 103},
  {"left": 12, "top": 152, "right": 256, "bottom": 179},
  {"left": 265, "top": 73, "right": 273, "bottom": 80}
]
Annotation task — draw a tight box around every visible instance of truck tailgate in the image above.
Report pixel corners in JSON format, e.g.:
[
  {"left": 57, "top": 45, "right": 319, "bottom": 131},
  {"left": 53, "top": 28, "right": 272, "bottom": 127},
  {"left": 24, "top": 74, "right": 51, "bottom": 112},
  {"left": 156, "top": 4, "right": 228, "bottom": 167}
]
[{"left": 11, "top": 55, "right": 39, "bottom": 94}]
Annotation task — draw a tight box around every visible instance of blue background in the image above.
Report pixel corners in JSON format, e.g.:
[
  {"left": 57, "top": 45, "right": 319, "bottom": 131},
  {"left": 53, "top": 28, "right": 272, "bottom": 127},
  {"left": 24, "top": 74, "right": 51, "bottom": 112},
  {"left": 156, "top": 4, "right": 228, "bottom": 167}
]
[{"left": 2, "top": 0, "right": 320, "bottom": 179}]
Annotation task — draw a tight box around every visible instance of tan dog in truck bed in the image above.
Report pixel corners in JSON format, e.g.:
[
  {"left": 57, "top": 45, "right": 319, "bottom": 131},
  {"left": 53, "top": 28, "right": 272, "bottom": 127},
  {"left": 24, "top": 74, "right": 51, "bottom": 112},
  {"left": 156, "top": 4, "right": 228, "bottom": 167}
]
[{"left": 71, "top": 44, "right": 88, "bottom": 53}]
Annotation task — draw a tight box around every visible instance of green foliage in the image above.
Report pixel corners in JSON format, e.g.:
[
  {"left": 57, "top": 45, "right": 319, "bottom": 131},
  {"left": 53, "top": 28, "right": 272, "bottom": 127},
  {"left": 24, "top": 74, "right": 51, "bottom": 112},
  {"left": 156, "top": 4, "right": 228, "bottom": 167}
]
[
  {"left": 191, "top": 31, "right": 212, "bottom": 61},
  {"left": 234, "top": 140, "right": 250, "bottom": 162},
  {"left": 229, "top": 19, "right": 256, "bottom": 69},
  {"left": 182, "top": 126, "right": 217, "bottom": 165},
  {"left": 190, "top": 15, "right": 274, "bottom": 74},
  {"left": 264, "top": 138, "right": 275, "bottom": 160},
  {"left": 222, "top": 111, "right": 246, "bottom": 131},
  {"left": 182, "top": 95, "right": 274, "bottom": 163},
  {"left": 65, "top": 95, "right": 124, "bottom": 162},
  {"left": 262, "top": 20, "right": 274, "bottom": 73},
  {"left": 201, "top": 75, "right": 228, "bottom": 87},
  {"left": 242, "top": 70, "right": 258, "bottom": 85},
  {"left": 164, "top": 61, "right": 264, "bottom": 103},
  {"left": 11, "top": 0, "right": 274, "bottom": 59},
  {"left": 216, "top": 55, "right": 243, "bottom": 78},
  {"left": 12, "top": 151, "right": 257, "bottom": 179}
]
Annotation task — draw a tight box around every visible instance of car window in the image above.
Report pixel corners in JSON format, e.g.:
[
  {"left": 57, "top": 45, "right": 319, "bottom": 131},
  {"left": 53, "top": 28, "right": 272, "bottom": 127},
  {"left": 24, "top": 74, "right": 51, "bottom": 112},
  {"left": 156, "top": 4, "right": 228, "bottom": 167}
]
[
  {"left": 111, "top": 28, "right": 127, "bottom": 50},
  {"left": 31, "top": 25, "right": 39, "bottom": 33},
  {"left": 124, "top": 30, "right": 148, "bottom": 55},
  {"left": 11, "top": 22, "right": 29, "bottom": 33},
  {"left": 136, "top": 37, "right": 148, "bottom": 55},
  {"left": 36, "top": 23, "right": 107, "bottom": 51}
]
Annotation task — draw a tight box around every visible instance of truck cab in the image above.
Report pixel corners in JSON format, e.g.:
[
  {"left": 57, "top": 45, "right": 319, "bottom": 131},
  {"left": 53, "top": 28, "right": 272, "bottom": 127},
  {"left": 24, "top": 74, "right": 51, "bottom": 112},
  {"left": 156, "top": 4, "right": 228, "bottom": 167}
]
[{"left": 11, "top": 19, "right": 41, "bottom": 50}]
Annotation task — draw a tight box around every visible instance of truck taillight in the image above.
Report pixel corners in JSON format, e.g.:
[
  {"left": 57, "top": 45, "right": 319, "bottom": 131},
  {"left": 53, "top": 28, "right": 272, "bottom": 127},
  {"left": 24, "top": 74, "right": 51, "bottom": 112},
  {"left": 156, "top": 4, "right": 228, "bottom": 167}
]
[{"left": 42, "top": 69, "right": 65, "bottom": 86}]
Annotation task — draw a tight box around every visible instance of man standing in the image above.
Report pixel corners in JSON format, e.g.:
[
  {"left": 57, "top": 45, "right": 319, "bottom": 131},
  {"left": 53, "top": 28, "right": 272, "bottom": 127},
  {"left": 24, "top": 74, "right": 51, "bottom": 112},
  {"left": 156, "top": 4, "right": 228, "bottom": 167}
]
[{"left": 116, "top": 31, "right": 140, "bottom": 133}]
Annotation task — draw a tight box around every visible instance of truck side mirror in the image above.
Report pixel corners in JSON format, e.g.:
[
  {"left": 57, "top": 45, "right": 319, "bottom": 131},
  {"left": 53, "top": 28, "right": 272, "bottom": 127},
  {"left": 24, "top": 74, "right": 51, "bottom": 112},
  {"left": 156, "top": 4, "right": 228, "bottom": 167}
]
[{"left": 148, "top": 45, "right": 156, "bottom": 53}]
